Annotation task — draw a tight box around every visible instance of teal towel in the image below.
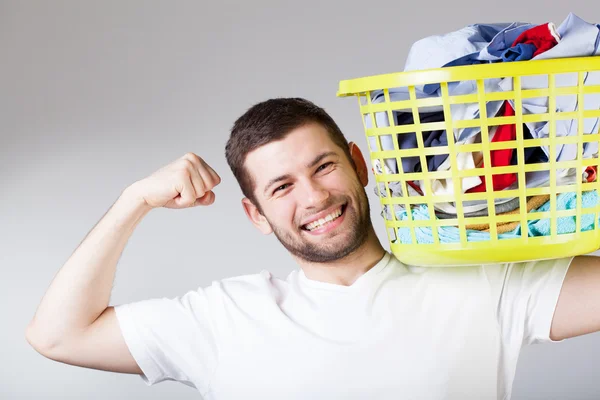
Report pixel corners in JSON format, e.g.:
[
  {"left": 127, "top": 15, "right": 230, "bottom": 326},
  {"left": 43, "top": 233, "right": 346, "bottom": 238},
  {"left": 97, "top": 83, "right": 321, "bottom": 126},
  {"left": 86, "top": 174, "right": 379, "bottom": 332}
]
[{"left": 396, "top": 191, "right": 599, "bottom": 244}]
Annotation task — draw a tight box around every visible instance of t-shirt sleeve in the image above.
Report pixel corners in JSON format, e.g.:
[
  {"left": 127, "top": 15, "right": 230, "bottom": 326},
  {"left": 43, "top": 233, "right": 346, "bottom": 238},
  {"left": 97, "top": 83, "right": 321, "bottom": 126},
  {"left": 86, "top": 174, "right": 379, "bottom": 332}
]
[
  {"left": 113, "top": 286, "right": 220, "bottom": 393},
  {"left": 484, "top": 256, "right": 574, "bottom": 346}
]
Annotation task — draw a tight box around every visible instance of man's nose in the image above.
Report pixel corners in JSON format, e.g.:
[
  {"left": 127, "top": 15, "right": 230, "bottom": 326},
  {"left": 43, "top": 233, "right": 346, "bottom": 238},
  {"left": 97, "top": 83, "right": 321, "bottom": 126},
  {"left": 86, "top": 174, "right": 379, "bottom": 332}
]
[{"left": 301, "top": 180, "right": 330, "bottom": 208}]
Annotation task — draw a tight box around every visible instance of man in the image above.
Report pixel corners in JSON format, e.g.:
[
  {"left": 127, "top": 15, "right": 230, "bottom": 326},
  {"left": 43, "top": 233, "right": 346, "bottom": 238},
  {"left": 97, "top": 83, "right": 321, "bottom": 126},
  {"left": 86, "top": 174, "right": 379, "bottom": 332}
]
[{"left": 26, "top": 98, "right": 600, "bottom": 399}]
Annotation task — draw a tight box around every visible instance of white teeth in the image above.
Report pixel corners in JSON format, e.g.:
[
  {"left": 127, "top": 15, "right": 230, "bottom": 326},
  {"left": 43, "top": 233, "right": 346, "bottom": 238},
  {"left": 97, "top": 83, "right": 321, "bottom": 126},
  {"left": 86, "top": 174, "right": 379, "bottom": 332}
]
[{"left": 304, "top": 207, "right": 343, "bottom": 231}]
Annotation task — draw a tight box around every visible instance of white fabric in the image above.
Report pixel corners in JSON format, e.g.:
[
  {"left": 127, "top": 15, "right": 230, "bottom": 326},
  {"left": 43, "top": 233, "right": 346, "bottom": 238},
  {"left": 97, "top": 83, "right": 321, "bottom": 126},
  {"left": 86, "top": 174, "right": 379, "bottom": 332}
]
[
  {"left": 432, "top": 166, "right": 582, "bottom": 215},
  {"left": 429, "top": 130, "right": 490, "bottom": 196},
  {"left": 498, "top": 13, "right": 600, "bottom": 162},
  {"left": 371, "top": 159, "right": 420, "bottom": 198},
  {"left": 114, "top": 253, "right": 572, "bottom": 400}
]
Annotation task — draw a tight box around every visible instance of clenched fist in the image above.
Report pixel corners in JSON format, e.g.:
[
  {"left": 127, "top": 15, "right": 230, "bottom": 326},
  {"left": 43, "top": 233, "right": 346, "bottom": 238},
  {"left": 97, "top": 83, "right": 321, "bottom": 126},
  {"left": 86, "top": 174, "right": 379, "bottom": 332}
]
[{"left": 129, "top": 153, "right": 221, "bottom": 209}]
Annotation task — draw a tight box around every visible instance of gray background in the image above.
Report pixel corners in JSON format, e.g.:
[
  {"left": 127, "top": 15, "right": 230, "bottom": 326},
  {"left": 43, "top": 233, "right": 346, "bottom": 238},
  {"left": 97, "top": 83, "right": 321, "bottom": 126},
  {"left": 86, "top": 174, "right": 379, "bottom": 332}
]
[{"left": 2, "top": 0, "right": 599, "bottom": 398}]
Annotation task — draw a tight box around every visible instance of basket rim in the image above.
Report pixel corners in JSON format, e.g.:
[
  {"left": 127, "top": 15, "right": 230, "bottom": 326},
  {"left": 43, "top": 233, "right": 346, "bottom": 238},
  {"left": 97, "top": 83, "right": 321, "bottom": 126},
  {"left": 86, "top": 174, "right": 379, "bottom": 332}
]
[{"left": 337, "top": 56, "right": 600, "bottom": 97}]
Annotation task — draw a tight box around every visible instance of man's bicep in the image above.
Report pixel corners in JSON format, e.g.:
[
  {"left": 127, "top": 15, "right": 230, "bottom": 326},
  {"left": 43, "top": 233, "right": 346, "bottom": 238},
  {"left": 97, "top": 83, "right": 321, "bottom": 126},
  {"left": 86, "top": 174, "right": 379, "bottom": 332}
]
[
  {"left": 550, "top": 255, "right": 600, "bottom": 341},
  {"left": 40, "top": 307, "right": 143, "bottom": 375}
]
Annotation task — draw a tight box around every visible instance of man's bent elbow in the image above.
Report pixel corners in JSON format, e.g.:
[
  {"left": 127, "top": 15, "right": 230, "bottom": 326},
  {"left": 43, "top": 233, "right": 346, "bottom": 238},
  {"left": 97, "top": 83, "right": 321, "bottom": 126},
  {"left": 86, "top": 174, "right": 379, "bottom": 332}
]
[{"left": 25, "top": 321, "right": 62, "bottom": 359}]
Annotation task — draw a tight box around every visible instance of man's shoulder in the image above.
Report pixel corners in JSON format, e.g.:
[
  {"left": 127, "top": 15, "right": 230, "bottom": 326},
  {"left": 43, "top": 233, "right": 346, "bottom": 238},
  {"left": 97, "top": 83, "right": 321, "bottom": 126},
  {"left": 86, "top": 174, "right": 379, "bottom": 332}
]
[
  {"left": 389, "top": 252, "right": 487, "bottom": 276},
  {"left": 385, "top": 255, "right": 500, "bottom": 292},
  {"left": 392, "top": 256, "right": 573, "bottom": 287}
]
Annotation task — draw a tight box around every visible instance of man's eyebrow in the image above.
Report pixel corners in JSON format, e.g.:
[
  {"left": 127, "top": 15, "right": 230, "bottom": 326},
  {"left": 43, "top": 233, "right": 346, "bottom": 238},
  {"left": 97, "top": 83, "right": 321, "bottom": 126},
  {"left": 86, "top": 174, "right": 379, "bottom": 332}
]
[
  {"left": 263, "top": 174, "right": 292, "bottom": 195},
  {"left": 306, "top": 151, "right": 337, "bottom": 169}
]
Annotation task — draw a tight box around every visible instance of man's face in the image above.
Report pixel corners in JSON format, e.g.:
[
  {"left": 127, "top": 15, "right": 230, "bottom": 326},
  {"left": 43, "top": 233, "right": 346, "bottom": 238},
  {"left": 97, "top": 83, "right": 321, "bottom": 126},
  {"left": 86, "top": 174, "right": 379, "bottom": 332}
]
[{"left": 243, "top": 123, "right": 372, "bottom": 263}]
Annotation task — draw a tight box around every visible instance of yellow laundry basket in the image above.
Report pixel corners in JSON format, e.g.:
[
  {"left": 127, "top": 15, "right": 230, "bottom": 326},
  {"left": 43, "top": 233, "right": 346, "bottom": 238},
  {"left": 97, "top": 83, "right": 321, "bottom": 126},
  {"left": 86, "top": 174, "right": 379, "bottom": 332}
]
[{"left": 338, "top": 56, "right": 600, "bottom": 266}]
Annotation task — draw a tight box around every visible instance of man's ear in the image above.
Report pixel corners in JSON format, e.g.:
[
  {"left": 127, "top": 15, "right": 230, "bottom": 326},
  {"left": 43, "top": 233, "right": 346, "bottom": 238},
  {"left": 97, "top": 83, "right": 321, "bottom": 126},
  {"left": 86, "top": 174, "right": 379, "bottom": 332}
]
[
  {"left": 242, "top": 198, "right": 273, "bottom": 235},
  {"left": 349, "top": 141, "right": 369, "bottom": 187}
]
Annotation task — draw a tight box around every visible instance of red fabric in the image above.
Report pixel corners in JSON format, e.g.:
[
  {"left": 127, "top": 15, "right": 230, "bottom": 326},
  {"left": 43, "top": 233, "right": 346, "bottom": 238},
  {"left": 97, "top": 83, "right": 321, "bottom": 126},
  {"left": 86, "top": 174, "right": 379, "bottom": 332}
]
[
  {"left": 585, "top": 166, "right": 597, "bottom": 183},
  {"left": 467, "top": 103, "right": 517, "bottom": 193},
  {"left": 466, "top": 25, "right": 558, "bottom": 194},
  {"left": 511, "top": 23, "right": 559, "bottom": 57},
  {"left": 407, "top": 181, "right": 424, "bottom": 195}
]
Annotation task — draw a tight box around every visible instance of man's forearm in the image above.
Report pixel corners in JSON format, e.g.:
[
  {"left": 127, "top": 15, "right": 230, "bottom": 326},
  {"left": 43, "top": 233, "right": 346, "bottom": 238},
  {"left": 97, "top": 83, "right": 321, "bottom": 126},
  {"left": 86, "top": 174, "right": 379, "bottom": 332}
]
[{"left": 26, "top": 184, "right": 151, "bottom": 349}]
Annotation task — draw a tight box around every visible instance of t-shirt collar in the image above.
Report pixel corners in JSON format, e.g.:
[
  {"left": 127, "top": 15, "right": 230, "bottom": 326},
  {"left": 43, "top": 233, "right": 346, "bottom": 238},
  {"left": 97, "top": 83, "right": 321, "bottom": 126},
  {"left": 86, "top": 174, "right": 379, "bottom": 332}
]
[{"left": 298, "top": 251, "right": 391, "bottom": 291}]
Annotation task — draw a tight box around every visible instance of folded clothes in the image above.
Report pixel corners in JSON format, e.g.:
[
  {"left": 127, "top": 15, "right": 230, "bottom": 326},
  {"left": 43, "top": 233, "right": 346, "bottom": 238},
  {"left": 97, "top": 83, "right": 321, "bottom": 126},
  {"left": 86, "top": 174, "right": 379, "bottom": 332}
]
[
  {"left": 428, "top": 166, "right": 583, "bottom": 215},
  {"left": 469, "top": 195, "right": 550, "bottom": 231},
  {"left": 435, "top": 197, "right": 521, "bottom": 219},
  {"left": 395, "top": 191, "right": 599, "bottom": 243},
  {"left": 513, "top": 190, "right": 599, "bottom": 236}
]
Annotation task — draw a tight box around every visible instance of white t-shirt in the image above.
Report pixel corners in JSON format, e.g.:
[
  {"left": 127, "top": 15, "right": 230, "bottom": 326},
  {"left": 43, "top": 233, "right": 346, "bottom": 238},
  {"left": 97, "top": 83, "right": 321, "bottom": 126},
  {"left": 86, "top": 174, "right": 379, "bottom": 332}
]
[{"left": 114, "top": 252, "right": 572, "bottom": 400}]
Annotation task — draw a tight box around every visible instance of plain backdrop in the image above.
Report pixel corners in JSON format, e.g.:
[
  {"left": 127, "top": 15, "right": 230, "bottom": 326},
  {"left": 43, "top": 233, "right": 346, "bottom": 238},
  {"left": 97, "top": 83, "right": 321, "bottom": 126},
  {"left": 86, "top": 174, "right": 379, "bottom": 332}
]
[{"left": 2, "top": 1, "right": 600, "bottom": 398}]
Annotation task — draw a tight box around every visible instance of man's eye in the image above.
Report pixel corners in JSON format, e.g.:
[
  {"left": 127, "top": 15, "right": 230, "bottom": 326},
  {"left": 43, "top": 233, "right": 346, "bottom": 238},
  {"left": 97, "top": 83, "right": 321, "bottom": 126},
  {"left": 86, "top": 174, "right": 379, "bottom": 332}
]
[
  {"left": 317, "top": 162, "right": 333, "bottom": 172},
  {"left": 274, "top": 183, "right": 290, "bottom": 193}
]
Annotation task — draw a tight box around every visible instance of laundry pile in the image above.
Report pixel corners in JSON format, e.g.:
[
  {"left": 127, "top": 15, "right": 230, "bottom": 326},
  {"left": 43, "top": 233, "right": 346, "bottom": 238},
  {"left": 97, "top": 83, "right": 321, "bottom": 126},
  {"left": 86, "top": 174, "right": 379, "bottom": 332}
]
[
  {"left": 368, "top": 13, "right": 600, "bottom": 243},
  {"left": 394, "top": 190, "right": 599, "bottom": 244}
]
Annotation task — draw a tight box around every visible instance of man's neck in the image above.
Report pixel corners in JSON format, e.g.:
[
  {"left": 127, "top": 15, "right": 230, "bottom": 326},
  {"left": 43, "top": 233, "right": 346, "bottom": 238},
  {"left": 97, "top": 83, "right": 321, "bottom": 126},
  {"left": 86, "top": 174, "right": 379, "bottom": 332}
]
[{"left": 296, "top": 228, "right": 386, "bottom": 286}]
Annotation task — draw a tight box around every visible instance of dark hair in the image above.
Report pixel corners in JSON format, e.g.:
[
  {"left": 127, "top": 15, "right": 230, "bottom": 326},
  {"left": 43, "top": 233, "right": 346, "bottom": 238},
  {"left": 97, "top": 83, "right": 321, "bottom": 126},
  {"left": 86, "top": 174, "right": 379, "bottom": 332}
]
[{"left": 225, "top": 98, "right": 353, "bottom": 206}]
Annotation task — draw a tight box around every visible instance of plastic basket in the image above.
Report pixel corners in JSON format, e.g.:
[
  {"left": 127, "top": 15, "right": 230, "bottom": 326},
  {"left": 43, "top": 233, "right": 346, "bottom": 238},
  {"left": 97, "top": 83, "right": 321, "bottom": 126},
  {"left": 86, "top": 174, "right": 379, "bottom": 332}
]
[{"left": 338, "top": 56, "right": 600, "bottom": 266}]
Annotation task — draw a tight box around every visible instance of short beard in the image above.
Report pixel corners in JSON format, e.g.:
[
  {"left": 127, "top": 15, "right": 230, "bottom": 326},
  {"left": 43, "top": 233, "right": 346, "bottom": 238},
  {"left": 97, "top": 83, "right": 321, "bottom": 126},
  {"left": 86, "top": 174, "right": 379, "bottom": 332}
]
[{"left": 270, "top": 191, "right": 372, "bottom": 263}]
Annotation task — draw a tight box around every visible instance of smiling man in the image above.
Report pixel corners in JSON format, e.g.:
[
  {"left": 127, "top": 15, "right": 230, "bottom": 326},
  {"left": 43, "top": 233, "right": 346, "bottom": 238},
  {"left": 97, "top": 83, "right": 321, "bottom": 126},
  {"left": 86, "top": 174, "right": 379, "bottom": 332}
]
[
  {"left": 26, "top": 98, "right": 600, "bottom": 399},
  {"left": 232, "top": 104, "right": 381, "bottom": 282}
]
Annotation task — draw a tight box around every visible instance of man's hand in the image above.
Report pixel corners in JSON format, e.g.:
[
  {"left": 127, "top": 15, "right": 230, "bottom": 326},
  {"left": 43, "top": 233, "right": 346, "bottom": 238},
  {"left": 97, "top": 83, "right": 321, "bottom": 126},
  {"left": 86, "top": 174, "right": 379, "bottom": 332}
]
[{"left": 130, "top": 152, "right": 221, "bottom": 209}]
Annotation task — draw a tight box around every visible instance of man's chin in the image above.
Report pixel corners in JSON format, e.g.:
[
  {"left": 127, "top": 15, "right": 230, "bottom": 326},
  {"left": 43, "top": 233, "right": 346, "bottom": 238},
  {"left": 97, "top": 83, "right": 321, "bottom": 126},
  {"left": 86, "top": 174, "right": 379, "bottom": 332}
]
[
  {"left": 303, "top": 236, "right": 363, "bottom": 258},
  {"left": 299, "top": 244, "right": 361, "bottom": 263}
]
